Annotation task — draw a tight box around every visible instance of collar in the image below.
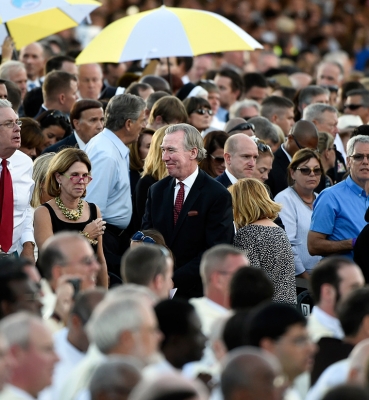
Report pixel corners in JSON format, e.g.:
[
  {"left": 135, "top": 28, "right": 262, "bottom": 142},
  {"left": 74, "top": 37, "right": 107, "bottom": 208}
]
[
  {"left": 281, "top": 143, "right": 292, "bottom": 162},
  {"left": 225, "top": 168, "right": 238, "bottom": 184},
  {"left": 204, "top": 297, "right": 228, "bottom": 313},
  {"left": 6, "top": 384, "right": 36, "bottom": 399},
  {"left": 175, "top": 166, "right": 198, "bottom": 188},
  {"left": 346, "top": 175, "right": 367, "bottom": 197},
  {"left": 103, "top": 128, "right": 130, "bottom": 160},
  {"left": 74, "top": 130, "right": 86, "bottom": 150},
  {"left": 312, "top": 306, "right": 344, "bottom": 339}
]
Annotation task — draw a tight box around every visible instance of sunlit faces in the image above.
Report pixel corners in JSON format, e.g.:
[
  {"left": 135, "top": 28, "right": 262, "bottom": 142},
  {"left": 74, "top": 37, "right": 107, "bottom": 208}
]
[
  {"left": 56, "top": 161, "right": 91, "bottom": 199},
  {"left": 0, "top": 84, "right": 7, "bottom": 99},
  {"left": 214, "top": 75, "right": 239, "bottom": 109},
  {"left": 244, "top": 86, "right": 269, "bottom": 104},
  {"left": 41, "top": 125, "right": 65, "bottom": 149},
  {"left": 188, "top": 107, "right": 212, "bottom": 132},
  {"left": 62, "top": 80, "right": 79, "bottom": 114},
  {"left": 253, "top": 154, "right": 273, "bottom": 183},
  {"left": 274, "top": 108, "right": 295, "bottom": 137},
  {"left": 78, "top": 64, "right": 103, "bottom": 100},
  {"left": 344, "top": 95, "right": 369, "bottom": 124},
  {"left": 8, "top": 68, "right": 28, "bottom": 100},
  {"left": 127, "top": 110, "right": 147, "bottom": 144},
  {"left": 225, "top": 136, "right": 259, "bottom": 179},
  {"left": 210, "top": 147, "right": 226, "bottom": 176},
  {"left": 316, "top": 63, "right": 342, "bottom": 87},
  {"left": 347, "top": 141, "right": 369, "bottom": 187},
  {"left": 139, "top": 132, "right": 153, "bottom": 160},
  {"left": 337, "top": 264, "right": 365, "bottom": 300},
  {"left": 74, "top": 107, "right": 104, "bottom": 144},
  {"left": 207, "top": 91, "right": 221, "bottom": 115},
  {"left": 290, "top": 157, "right": 321, "bottom": 192},
  {"left": 0, "top": 107, "right": 21, "bottom": 156},
  {"left": 19, "top": 43, "right": 45, "bottom": 80}
]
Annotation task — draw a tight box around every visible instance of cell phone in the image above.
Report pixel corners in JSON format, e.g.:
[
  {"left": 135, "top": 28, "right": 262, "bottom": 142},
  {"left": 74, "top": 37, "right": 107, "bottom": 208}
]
[{"left": 67, "top": 278, "right": 81, "bottom": 297}]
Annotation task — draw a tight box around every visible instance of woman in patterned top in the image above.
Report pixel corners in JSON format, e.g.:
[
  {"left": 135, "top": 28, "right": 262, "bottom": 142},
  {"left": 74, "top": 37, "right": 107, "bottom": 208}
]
[{"left": 229, "top": 178, "right": 297, "bottom": 305}]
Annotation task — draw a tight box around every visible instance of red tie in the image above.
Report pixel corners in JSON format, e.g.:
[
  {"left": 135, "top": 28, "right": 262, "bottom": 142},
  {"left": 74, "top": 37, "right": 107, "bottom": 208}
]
[
  {"left": 174, "top": 182, "right": 185, "bottom": 225},
  {"left": 0, "top": 159, "right": 14, "bottom": 253}
]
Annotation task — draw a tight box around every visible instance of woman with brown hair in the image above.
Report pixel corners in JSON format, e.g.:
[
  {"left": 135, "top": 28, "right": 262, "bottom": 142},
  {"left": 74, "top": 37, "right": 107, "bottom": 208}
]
[
  {"left": 230, "top": 178, "right": 296, "bottom": 304},
  {"left": 199, "top": 130, "right": 228, "bottom": 178}
]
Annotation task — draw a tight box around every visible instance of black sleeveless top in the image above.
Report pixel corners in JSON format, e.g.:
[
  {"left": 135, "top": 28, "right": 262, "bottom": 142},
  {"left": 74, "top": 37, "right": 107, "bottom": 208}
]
[{"left": 42, "top": 202, "right": 98, "bottom": 253}]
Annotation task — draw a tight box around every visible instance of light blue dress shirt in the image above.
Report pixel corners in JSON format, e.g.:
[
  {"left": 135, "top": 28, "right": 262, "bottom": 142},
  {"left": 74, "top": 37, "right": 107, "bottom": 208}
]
[
  {"left": 310, "top": 176, "right": 369, "bottom": 258},
  {"left": 85, "top": 128, "right": 131, "bottom": 229}
]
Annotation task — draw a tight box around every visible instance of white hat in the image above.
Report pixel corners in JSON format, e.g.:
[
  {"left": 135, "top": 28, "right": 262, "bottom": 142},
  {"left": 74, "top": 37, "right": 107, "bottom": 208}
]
[{"left": 337, "top": 115, "right": 363, "bottom": 131}]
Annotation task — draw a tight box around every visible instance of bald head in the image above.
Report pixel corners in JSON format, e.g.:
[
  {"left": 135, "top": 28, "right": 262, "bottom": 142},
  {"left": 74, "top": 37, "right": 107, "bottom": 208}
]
[
  {"left": 291, "top": 120, "right": 318, "bottom": 141},
  {"left": 78, "top": 63, "right": 103, "bottom": 100},
  {"left": 221, "top": 347, "right": 283, "bottom": 400},
  {"left": 225, "top": 133, "right": 257, "bottom": 155}
]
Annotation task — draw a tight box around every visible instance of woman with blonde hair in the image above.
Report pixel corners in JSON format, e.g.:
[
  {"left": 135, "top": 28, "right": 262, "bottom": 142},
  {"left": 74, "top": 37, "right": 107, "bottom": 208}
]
[
  {"left": 230, "top": 178, "right": 296, "bottom": 304},
  {"left": 133, "top": 126, "right": 169, "bottom": 229},
  {"left": 31, "top": 153, "right": 56, "bottom": 209}
]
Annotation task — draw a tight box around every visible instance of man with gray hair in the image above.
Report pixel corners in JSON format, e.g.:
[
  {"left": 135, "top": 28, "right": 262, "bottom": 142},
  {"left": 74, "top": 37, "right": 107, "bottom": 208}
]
[
  {"left": 298, "top": 85, "right": 330, "bottom": 113},
  {"left": 58, "top": 294, "right": 161, "bottom": 400},
  {"left": 0, "top": 312, "right": 59, "bottom": 399},
  {"left": 221, "top": 347, "right": 284, "bottom": 400},
  {"left": 85, "top": 94, "right": 146, "bottom": 276},
  {"left": 233, "top": 99, "right": 260, "bottom": 120},
  {"left": 142, "top": 123, "right": 234, "bottom": 298},
  {"left": 248, "top": 116, "right": 280, "bottom": 152},
  {"left": 308, "top": 135, "right": 369, "bottom": 259},
  {"left": 0, "top": 61, "right": 28, "bottom": 101}
]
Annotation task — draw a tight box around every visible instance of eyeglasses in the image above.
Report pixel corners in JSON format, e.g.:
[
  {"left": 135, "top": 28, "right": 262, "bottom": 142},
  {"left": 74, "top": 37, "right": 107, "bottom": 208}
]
[
  {"left": 193, "top": 108, "right": 213, "bottom": 116},
  {"left": 210, "top": 154, "right": 225, "bottom": 164},
  {"left": 296, "top": 167, "right": 322, "bottom": 176},
  {"left": 62, "top": 173, "right": 93, "bottom": 183},
  {"left": 228, "top": 122, "right": 255, "bottom": 134},
  {"left": 349, "top": 154, "right": 369, "bottom": 162},
  {"left": 253, "top": 137, "right": 272, "bottom": 153},
  {"left": 0, "top": 120, "right": 22, "bottom": 129},
  {"left": 131, "top": 231, "right": 156, "bottom": 243},
  {"left": 344, "top": 104, "right": 364, "bottom": 111},
  {"left": 292, "top": 134, "right": 303, "bottom": 150}
]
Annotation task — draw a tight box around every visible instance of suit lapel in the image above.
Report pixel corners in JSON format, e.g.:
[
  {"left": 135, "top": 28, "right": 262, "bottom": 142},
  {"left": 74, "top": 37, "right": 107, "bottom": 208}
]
[
  {"left": 172, "top": 170, "right": 205, "bottom": 238},
  {"left": 163, "top": 178, "right": 176, "bottom": 246}
]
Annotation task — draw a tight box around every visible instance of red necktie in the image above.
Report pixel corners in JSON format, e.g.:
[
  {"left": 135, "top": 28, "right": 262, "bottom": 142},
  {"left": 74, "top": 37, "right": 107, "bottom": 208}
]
[
  {"left": 174, "top": 182, "right": 185, "bottom": 225},
  {"left": 0, "top": 159, "right": 14, "bottom": 253}
]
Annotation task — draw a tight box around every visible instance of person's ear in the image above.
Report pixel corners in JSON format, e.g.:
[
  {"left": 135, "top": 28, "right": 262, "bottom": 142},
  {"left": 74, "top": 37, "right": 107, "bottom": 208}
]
[
  {"left": 59, "top": 93, "right": 66, "bottom": 105},
  {"left": 224, "top": 152, "right": 231, "bottom": 165},
  {"left": 260, "top": 337, "right": 276, "bottom": 354},
  {"left": 290, "top": 169, "right": 296, "bottom": 182},
  {"left": 189, "top": 147, "right": 198, "bottom": 160}
]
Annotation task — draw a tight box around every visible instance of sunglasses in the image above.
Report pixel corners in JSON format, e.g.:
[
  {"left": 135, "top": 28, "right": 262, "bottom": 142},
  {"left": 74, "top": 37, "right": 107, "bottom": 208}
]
[
  {"left": 344, "top": 104, "right": 364, "bottom": 111},
  {"left": 349, "top": 154, "right": 369, "bottom": 162},
  {"left": 131, "top": 231, "right": 156, "bottom": 243},
  {"left": 43, "top": 110, "right": 70, "bottom": 123},
  {"left": 296, "top": 167, "right": 322, "bottom": 176},
  {"left": 253, "top": 138, "right": 272, "bottom": 153},
  {"left": 210, "top": 154, "right": 225, "bottom": 164},
  {"left": 193, "top": 108, "right": 213, "bottom": 116},
  {"left": 62, "top": 173, "right": 92, "bottom": 184},
  {"left": 228, "top": 122, "right": 255, "bottom": 134}
]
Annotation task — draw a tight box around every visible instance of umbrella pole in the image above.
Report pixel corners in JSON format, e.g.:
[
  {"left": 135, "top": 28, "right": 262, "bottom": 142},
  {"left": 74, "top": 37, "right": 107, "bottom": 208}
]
[
  {"left": 167, "top": 57, "right": 172, "bottom": 93},
  {"left": 3, "top": 24, "right": 17, "bottom": 61}
]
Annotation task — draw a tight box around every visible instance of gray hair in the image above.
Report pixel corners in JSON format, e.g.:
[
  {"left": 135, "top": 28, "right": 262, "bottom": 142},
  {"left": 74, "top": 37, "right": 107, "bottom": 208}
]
[
  {"left": 0, "top": 61, "right": 26, "bottom": 80},
  {"left": 317, "top": 60, "right": 344, "bottom": 79},
  {"left": 346, "top": 89, "right": 369, "bottom": 107},
  {"left": 247, "top": 116, "right": 279, "bottom": 144},
  {"left": 0, "top": 312, "right": 43, "bottom": 349},
  {"left": 0, "top": 99, "right": 12, "bottom": 109},
  {"left": 89, "top": 356, "right": 143, "bottom": 400},
  {"left": 347, "top": 135, "right": 369, "bottom": 157},
  {"left": 165, "top": 123, "right": 207, "bottom": 162},
  {"left": 105, "top": 94, "right": 146, "bottom": 132},
  {"left": 234, "top": 99, "right": 260, "bottom": 118},
  {"left": 302, "top": 103, "right": 338, "bottom": 122},
  {"left": 298, "top": 85, "right": 330, "bottom": 108},
  {"left": 200, "top": 244, "right": 246, "bottom": 285},
  {"left": 105, "top": 283, "right": 158, "bottom": 303},
  {"left": 86, "top": 296, "right": 150, "bottom": 354}
]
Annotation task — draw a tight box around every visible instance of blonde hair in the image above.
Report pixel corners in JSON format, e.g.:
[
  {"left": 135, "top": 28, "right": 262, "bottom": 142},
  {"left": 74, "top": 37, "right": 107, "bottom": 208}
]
[
  {"left": 31, "top": 152, "right": 56, "bottom": 208},
  {"left": 228, "top": 178, "right": 281, "bottom": 229},
  {"left": 141, "top": 126, "right": 168, "bottom": 181},
  {"left": 44, "top": 148, "right": 91, "bottom": 197}
]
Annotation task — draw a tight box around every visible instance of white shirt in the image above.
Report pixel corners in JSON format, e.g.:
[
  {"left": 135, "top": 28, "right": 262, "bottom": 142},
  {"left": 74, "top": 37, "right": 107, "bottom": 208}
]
[
  {"left": 0, "top": 384, "right": 36, "bottom": 400},
  {"left": 281, "top": 142, "right": 292, "bottom": 162},
  {"left": 0, "top": 150, "right": 34, "bottom": 255},
  {"left": 174, "top": 167, "right": 199, "bottom": 203},
  {"left": 74, "top": 131, "right": 86, "bottom": 150},
  {"left": 308, "top": 306, "right": 344, "bottom": 342},
  {"left": 225, "top": 169, "right": 238, "bottom": 185}
]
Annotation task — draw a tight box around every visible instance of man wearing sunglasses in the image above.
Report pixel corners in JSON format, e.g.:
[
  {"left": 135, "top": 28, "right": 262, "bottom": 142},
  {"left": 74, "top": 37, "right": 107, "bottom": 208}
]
[
  {"left": 142, "top": 123, "right": 234, "bottom": 299},
  {"left": 344, "top": 89, "right": 369, "bottom": 125},
  {"left": 308, "top": 135, "right": 369, "bottom": 259}
]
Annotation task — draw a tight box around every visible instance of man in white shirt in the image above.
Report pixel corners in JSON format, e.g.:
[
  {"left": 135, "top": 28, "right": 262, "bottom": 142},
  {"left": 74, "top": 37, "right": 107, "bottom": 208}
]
[
  {"left": 309, "top": 256, "right": 364, "bottom": 343},
  {"left": 0, "top": 313, "right": 59, "bottom": 400},
  {"left": 215, "top": 133, "right": 259, "bottom": 188},
  {"left": 0, "top": 100, "right": 34, "bottom": 261}
]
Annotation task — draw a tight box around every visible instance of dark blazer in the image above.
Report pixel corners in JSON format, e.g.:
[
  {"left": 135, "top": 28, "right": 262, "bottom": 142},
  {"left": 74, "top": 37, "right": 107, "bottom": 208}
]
[
  {"left": 142, "top": 169, "right": 234, "bottom": 298},
  {"left": 265, "top": 146, "right": 290, "bottom": 197},
  {"left": 215, "top": 171, "right": 232, "bottom": 188},
  {"left": 42, "top": 133, "right": 78, "bottom": 154},
  {"left": 34, "top": 105, "right": 48, "bottom": 119}
]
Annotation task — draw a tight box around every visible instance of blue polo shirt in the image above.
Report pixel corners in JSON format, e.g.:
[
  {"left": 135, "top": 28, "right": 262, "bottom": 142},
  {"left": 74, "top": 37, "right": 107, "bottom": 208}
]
[{"left": 310, "top": 176, "right": 369, "bottom": 258}]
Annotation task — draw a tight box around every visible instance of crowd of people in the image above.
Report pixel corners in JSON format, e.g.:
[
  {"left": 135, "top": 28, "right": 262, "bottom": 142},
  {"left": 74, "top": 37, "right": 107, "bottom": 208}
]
[{"left": 2, "top": 1, "right": 369, "bottom": 399}]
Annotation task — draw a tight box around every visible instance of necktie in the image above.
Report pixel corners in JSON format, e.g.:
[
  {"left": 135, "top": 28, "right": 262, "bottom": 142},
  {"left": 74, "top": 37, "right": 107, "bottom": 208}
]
[
  {"left": 174, "top": 182, "right": 185, "bottom": 225},
  {"left": 0, "top": 159, "right": 14, "bottom": 253}
]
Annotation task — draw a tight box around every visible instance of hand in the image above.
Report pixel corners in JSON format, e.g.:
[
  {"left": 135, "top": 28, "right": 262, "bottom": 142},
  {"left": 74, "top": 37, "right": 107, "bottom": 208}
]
[
  {"left": 83, "top": 218, "right": 106, "bottom": 239},
  {"left": 1, "top": 36, "right": 14, "bottom": 63},
  {"left": 53, "top": 274, "right": 81, "bottom": 325},
  {"left": 20, "top": 241, "right": 36, "bottom": 265}
]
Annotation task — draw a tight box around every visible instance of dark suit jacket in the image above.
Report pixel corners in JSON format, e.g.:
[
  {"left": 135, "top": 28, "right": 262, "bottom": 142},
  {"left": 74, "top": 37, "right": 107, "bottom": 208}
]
[
  {"left": 265, "top": 146, "right": 290, "bottom": 197},
  {"left": 142, "top": 169, "right": 234, "bottom": 298},
  {"left": 215, "top": 171, "right": 232, "bottom": 188},
  {"left": 42, "top": 133, "right": 78, "bottom": 154}
]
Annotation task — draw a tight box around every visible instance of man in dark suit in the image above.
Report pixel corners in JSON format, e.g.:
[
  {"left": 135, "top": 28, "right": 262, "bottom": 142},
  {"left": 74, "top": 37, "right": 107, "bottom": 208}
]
[
  {"left": 216, "top": 134, "right": 259, "bottom": 188},
  {"left": 142, "top": 123, "right": 234, "bottom": 299},
  {"left": 43, "top": 99, "right": 104, "bottom": 154},
  {"left": 265, "top": 120, "right": 319, "bottom": 197}
]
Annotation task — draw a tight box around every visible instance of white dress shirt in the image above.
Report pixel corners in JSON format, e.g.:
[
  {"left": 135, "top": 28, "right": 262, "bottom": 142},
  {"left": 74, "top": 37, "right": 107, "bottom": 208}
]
[
  {"left": 0, "top": 384, "right": 36, "bottom": 400},
  {"left": 74, "top": 131, "right": 86, "bottom": 150},
  {"left": 308, "top": 306, "right": 344, "bottom": 343},
  {"left": 225, "top": 169, "right": 238, "bottom": 185},
  {"left": 0, "top": 150, "right": 34, "bottom": 255},
  {"left": 174, "top": 167, "right": 199, "bottom": 203}
]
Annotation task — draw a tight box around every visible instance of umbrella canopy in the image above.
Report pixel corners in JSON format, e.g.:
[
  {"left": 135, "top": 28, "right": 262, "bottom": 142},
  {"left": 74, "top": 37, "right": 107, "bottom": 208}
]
[
  {"left": 76, "top": 5, "right": 263, "bottom": 64},
  {"left": 0, "top": 0, "right": 101, "bottom": 50}
]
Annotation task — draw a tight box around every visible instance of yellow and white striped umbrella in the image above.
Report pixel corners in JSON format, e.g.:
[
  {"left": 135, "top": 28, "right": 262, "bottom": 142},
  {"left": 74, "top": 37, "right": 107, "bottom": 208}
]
[
  {"left": 0, "top": 0, "right": 101, "bottom": 50},
  {"left": 76, "top": 5, "right": 263, "bottom": 64}
]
